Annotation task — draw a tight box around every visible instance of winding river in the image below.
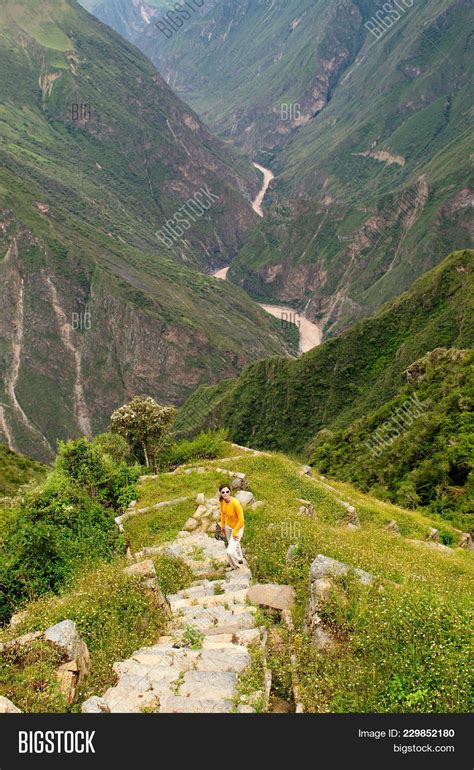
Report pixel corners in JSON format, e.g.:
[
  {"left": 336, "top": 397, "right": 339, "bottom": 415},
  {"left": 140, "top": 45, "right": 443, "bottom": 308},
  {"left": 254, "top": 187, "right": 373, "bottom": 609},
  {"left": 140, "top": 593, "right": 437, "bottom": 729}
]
[{"left": 212, "top": 163, "right": 322, "bottom": 355}]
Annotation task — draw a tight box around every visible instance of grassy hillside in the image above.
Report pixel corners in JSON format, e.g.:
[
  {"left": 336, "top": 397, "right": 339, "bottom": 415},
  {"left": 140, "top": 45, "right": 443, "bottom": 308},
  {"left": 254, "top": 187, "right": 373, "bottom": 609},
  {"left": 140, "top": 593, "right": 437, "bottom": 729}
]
[
  {"left": 176, "top": 250, "right": 474, "bottom": 519},
  {"left": 0, "top": 0, "right": 293, "bottom": 461},
  {"left": 0, "top": 446, "right": 46, "bottom": 497},
  {"left": 2, "top": 447, "right": 471, "bottom": 712},
  {"left": 311, "top": 348, "right": 473, "bottom": 526}
]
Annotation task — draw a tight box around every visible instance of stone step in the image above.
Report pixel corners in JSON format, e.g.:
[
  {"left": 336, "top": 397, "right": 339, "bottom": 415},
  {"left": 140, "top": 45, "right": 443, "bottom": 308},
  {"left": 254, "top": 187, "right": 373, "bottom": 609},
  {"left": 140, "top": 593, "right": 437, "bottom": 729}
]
[
  {"left": 172, "top": 611, "right": 257, "bottom": 634},
  {"left": 179, "top": 671, "right": 237, "bottom": 700},
  {"left": 114, "top": 645, "right": 250, "bottom": 676},
  {"left": 167, "top": 578, "right": 250, "bottom": 603},
  {"left": 153, "top": 626, "right": 262, "bottom": 648},
  {"left": 159, "top": 695, "right": 233, "bottom": 713},
  {"left": 169, "top": 588, "right": 248, "bottom": 611}
]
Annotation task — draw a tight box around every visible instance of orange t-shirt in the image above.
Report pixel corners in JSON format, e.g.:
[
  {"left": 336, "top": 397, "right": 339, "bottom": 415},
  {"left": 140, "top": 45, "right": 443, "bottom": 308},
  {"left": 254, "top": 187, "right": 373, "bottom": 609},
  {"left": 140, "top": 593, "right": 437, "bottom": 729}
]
[{"left": 220, "top": 497, "right": 244, "bottom": 537}]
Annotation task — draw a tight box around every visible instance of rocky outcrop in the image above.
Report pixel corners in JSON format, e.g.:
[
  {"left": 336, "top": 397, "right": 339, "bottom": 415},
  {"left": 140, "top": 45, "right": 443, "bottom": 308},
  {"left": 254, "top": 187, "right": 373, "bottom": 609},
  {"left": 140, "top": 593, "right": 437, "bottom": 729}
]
[
  {"left": 1, "top": 620, "right": 90, "bottom": 707},
  {"left": 248, "top": 584, "right": 296, "bottom": 612},
  {"left": 306, "top": 555, "right": 373, "bottom": 650},
  {"left": 0, "top": 696, "right": 22, "bottom": 713}
]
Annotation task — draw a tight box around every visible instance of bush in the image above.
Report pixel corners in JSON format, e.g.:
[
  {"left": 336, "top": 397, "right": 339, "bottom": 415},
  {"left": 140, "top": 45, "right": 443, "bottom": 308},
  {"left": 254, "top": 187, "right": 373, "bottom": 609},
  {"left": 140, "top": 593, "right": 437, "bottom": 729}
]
[
  {"left": 0, "top": 437, "right": 140, "bottom": 626},
  {"left": 160, "top": 430, "right": 227, "bottom": 470}
]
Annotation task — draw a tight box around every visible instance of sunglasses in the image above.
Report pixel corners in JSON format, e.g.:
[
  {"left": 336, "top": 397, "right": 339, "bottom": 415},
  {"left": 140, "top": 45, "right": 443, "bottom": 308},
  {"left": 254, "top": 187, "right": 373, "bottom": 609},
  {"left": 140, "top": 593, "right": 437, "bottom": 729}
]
[{"left": 221, "top": 489, "right": 231, "bottom": 495}]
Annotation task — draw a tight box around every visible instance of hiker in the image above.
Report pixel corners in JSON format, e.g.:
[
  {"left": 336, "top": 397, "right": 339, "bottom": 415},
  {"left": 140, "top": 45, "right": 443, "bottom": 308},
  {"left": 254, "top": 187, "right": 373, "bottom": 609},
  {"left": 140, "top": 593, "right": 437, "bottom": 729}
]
[{"left": 219, "top": 483, "right": 245, "bottom": 569}]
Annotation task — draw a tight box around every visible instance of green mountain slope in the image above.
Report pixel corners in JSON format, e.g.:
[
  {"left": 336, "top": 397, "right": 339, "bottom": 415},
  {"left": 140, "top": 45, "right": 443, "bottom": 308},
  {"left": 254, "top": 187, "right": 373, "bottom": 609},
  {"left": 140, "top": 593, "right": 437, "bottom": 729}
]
[
  {"left": 176, "top": 249, "right": 474, "bottom": 518},
  {"left": 2, "top": 446, "right": 472, "bottom": 712},
  {"left": 135, "top": 0, "right": 473, "bottom": 335},
  {"left": 0, "top": 445, "right": 46, "bottom": 496},
  {"left": 0, "top": 0, "right": 292, "bottom": 462}
]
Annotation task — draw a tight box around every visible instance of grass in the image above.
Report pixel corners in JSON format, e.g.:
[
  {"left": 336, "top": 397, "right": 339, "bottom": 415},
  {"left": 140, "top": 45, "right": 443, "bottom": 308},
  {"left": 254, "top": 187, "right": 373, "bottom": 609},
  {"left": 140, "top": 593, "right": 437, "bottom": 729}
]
[
  {"left": 131, "top": 450, "right": 473, "bottom": 713},
  {"left": 0, "top": 639, "right": 68, "bottom": 713},
  {"left": 2, "top": 445, "right": 472, "bottom": 713}
]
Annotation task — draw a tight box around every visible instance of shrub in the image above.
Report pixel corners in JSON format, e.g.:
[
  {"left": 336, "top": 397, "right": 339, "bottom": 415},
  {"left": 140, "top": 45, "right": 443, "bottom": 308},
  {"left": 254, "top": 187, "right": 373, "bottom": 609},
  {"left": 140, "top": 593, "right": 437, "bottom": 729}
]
[{"left": 160, "top": 430, "right": 227, "bottom": 470}]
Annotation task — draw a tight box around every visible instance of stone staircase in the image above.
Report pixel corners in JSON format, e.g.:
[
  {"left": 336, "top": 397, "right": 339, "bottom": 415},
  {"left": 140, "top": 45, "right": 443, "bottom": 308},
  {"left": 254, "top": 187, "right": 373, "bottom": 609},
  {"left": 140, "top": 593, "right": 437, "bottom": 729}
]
[{"left": 82, "top": 531, "right": 263, "bottom": 714}]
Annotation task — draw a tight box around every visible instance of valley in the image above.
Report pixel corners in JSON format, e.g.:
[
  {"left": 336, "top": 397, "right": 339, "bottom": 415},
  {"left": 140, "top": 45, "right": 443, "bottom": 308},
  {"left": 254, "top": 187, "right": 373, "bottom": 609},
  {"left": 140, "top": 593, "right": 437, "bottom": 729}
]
[{"left": 0, "top": 0, "right": 472, "bottom": 727}]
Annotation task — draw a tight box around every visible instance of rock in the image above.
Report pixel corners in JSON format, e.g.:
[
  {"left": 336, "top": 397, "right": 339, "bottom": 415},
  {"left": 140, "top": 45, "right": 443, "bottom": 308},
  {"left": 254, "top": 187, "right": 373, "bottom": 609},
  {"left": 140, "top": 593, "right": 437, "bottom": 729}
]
[
  {"left": 248, "top": 583, "right": 296, "bottom": 611},
  {"left": 300, "top": 465, "right": 312, "bottom": 476},
  {"left": 56, "top": 662, "right": 80, "bottom": 705},
  {"left": 184, "top": 517, "right": 199, "bottom": 532},
  {"left": 193, "top": 505, "right": 208, "bottom": 519},
  {"left": 237, "top": 704, "right": 255, "bottom": 713},
  {"left": 427, "top": 527, "right": 439, "bottom": 542},
  {"left": 311, "top": 578, "right": 333, "bottom": 606},
  {"left": 8, "top": 609, "right": 28, "bottom": 630},
  {"left": 459, "top": 533, "right": 473, "bottom": 550},
  {"left": 42, "top": 620, "right": 91, "bottom": 702},
  {"left": 312, "top": 624, "right": 336, "bottom": 652},
  {"left": 177, "top": 531, "right": 192, "bottom": 538},
  {"left": 235, "top": 490, "right": 254, "bottom": 508},
  {"left": 196, "top": 493, "right": 206, "bottom": 505},
  {"left": 251, "top": 500, "right": 265, "bottom": 511},
  {"left": 230, "top": 472, "right": 248, "bottom": 491},
  {"left": 44, "top": 620, "right": 86, "bottom": 663},
  {"left": 0, "top": 631, "right": 42, "bottom": 656},
  {"left": 297, "top": 499, "right": 315, "bottom": 517},
  {"left": 385, "top": 520, "right": 401, "bottom": 535},
  {"left": 123, "top": 560, "right": 156, "bottom": 580},
  {"left": 81, "top": 696, "right": 111, "bottom": 714},
  {"left": 347, "top": 523, "right": 359, "bottom": 531},
  {"left": 286, "top": 544, "right": 299, "bottom": 564},
  {"left": 309, "top": 554, "right": 373, "bottom": 585},
  {"left": 129, "top": 500, "right": 137, "bottom": 508},
  {"left": 0, "top": 696, "right": 22, "bottom": 713}
]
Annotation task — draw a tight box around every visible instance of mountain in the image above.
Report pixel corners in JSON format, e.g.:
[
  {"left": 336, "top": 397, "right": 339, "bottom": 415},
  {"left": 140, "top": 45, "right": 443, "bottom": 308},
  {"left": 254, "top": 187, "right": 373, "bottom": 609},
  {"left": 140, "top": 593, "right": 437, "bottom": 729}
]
[
  {"left": 133, "top": 0, "right": 473, "bottom": 336},
  {"left": 0, "top": 0, "right": 293, "bottom": 462},
  {"left": 79, "top": 0, "right": 161, "bottom": 42},
  {"left": 175, "top": 249, "right": 474, "bottom": 518},
  {"left": 0, "top": 445, "right": 46, "bottom": 497}
]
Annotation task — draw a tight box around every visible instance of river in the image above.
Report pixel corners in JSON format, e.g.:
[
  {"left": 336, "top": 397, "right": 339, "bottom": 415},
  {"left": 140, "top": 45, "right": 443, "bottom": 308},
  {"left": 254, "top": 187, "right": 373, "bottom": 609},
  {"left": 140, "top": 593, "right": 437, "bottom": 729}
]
[{"left": 212, "top": 163, "right": 322, "bottom": 355}]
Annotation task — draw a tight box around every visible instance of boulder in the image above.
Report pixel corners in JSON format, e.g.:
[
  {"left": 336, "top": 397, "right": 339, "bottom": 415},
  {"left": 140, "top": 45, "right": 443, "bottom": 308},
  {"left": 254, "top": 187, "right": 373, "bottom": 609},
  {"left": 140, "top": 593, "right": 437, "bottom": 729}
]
[
  {"left": 312, "top": 624, "right": 336, "bottom": 652},
  {"left": 311, "top": 578, "right": 333, "bottom": 606},
  {"left": 196, "top": 493, "right": 206, "bottom": 505},
  {"left": 297, "top": 499, "right": 315, "bottom": 517},
  {"left": 44, "top": 620, "right": 85, "bottom": 662},
  {"left": 459, "top": 532, "right": 473, "bottom": 550},
  {"left": 427, "top": 527, "right": 440, "bottom": 542},
  {"left": 81, "top": 696, "right": 111, "bottom": 714},
  {"left": 300, "top": 465, "right": 312, "bottom": 477},
  {"left": 0, "top": 630, "right": 42, "bottom": 653},
  {"left": 235, "top": 490, "right": 254, "bottom": 508},
  {"left": 248, "top": 584, "right": 295, "bottom": 611},
  {"left": 184, "top": 517, "right": 199, "bottom": 532},
  {"left": 8, "top": 609, "right": 28, "bottom": 630},
  {"left": 309, "top": 554, "right": 373, "bottom": 585},
  {"left": 0, "top": 696, "right": 22, "bottom": 713},
  {"left": 26, "top": 620, "right": 91, "bottom": 704},
  {"left": 123, "top": 560, "right": 156, "bottom": 580},
  {"left": 193, "top": 505, "right": 208, "bottom": 519},
  {"left": 385, "top": 520, "right": 401, "bottom": 535}
]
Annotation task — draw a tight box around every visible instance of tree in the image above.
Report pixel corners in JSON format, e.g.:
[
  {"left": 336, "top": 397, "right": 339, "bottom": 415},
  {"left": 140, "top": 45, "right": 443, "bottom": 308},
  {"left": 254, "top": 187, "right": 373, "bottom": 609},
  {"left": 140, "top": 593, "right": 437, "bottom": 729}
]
[{"left": 110, "top": 396, "right": 176, "bottom": 469}]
